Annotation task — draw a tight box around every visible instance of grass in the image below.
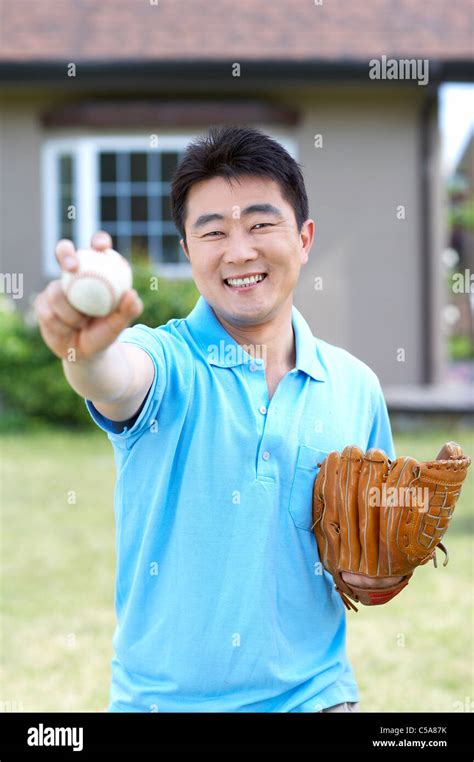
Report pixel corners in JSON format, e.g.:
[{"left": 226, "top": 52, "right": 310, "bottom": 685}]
[
  {"left": 347, "top": 428, "right": 474, "bottom": 713},
  {"left": 0, "top": 426, "right": 472, "bottom": 712},
  {"left": 0, "top": 430, "right": 116, "bottom": 712}
]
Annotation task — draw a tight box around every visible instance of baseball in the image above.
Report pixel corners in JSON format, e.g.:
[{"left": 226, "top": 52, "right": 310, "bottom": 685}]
[{"left": 61, "top": 248, "right": 132, "bottom": 317}]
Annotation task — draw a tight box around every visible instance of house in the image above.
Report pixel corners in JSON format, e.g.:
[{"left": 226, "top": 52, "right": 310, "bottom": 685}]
[{"left": 0, "top": 0, "right": 473, "bottom": 390}]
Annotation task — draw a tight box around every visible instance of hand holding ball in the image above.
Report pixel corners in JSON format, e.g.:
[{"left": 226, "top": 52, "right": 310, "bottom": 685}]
[{"left": 61, "top": 248, "right": 132, "bottom": 317}]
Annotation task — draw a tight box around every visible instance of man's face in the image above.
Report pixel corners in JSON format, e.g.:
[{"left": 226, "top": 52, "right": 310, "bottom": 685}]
[{"left": 181, "top": 175, "right": 314, "bottom": 327}]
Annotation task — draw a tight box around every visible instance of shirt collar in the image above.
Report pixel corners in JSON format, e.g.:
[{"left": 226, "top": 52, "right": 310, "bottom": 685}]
[
  {"left": 185, "top": 295, "right": 326, "bottom": 382},
  {"left": 292, "top": 303, "right": 326, "bottom": 382}
]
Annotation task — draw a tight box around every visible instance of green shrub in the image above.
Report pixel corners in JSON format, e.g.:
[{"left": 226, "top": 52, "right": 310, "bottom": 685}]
[
  {"left": 448, "top": 198, "right": 474, "bottom": 231},
  {"left": 448, "top": 333, "right": 474, "bottom": 361},
  {"left": 132, "top": 258, "right": 199, "bottom": 328},
  {"left": 0, "top": 264, "right": 199, "bottom": 430}
]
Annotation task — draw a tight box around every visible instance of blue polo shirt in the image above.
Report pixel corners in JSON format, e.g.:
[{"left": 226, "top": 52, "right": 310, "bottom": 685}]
[{"left": 86, "top": 295, "right": 395, "bottom": 713}]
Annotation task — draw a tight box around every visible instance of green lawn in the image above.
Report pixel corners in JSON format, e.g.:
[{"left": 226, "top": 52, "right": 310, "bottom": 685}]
[
  {"left": 347, "top": 428, "right": 474, "bottom": 713},
  {"left": 1, "top": 426, "right": 472, "bottom": 712}
]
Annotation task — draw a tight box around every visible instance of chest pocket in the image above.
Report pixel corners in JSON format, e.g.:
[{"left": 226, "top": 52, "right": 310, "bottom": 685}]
[{"left": 288, "top": 445, "right": 331, "bottom": 531}]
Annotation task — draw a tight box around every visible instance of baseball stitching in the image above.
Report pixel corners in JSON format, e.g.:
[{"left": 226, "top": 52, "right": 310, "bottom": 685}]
[{"left": 65, "top": 269, "right": 118, "bottom": 310}]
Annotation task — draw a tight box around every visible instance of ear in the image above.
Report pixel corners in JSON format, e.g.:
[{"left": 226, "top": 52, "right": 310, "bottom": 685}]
[{"left": 300, "top": 219, "right": 315, "bottom": 265}]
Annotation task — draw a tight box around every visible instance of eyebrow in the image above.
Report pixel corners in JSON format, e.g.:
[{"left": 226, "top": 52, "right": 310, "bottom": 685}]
[{"left": 191, "top": 203, "right": 284, "bottom": 231}]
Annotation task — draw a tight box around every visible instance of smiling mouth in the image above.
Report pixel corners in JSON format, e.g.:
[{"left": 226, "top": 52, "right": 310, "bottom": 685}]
[{"left": 224, "top": 273, "right": 268, "bottom": 290}]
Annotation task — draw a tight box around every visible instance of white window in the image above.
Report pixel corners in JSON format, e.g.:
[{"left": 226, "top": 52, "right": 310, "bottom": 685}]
[{"left": 42, "top": 133, "right": 297, "bottom": 279}]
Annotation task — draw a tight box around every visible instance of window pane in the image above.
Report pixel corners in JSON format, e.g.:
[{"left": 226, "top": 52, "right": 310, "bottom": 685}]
[
  {"left": 131, "top": 196, "right": 148, "bottom": 221},
  {"left": 100, "top": 153, "right": 116, "bottom": 182},
  {"left": 95, "top": 149, "right": 186, "bottom": 268},
  {"left": 161, "top": 195, "right": 173, "bottom": 222},
  {"left": 60, "top": 199, "right": 74, "bottom": 222},
  {"left": 117, "top": 235, "right": 131, "bottom": 259},
  {"left": 148, "top": 235, "right": 160, "bottom": 263},
  {"left": 61, "top": 220, "right": 74, "bottom": 240},
  {"left": 58, "top": 154, "right": 75, "bottom": 242},
  {"left": 101, "top": 196, "right": 117, "bottom": 221},
  {"left": 59, "top": 155, "right": 72, "bottom": 185},
  {"left": 162, "top": 234, "right": 182, "bottom": 263},
  {"left": 161, "top": 152, "right": 179, "bottom": 182},
  {"left": 130, "top": 153, "right": 147, "bottom": 182}
]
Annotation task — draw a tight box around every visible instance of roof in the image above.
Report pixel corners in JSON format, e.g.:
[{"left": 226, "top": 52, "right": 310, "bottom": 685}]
[{"left": 0, "top": 0, "right": 472, "bottom": 63}]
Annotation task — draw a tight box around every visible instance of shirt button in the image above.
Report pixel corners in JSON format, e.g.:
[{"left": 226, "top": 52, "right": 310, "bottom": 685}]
[
  {"left": 262, "top": 451, "right": 270, "bottom": 460},
  {"left": 249, "top": 363, "right": 257, "bottom": 372},
  {"left": 259, "top": 406, "right": 267, "bottom": 415}
]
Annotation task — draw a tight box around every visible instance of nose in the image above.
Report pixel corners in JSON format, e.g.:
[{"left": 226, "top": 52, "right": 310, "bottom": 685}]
[{"left": 221, "top": 232, "right": 260, "bottom": 265}]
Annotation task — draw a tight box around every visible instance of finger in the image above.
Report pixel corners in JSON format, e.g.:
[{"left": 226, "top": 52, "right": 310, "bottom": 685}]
[
  {"left": 55, "top": 239, "right": 78, "bottom": 271},
  {"left": 95, "top": 290, "right": 142, "bottom": 338},
  {"left": 116, "top": 289, "right": 143, "bottom": 319},
  {"left": 35, "top": 297, "right": 75, "bottom": 338},
  {"left": 341, "top": 572, "right": 403, "bottom": 589},
  {"left": 75, "top": 290, "right": 141, "bottom": 355},
  {"left": 42, "top": 280, "right": 89, "bottom": 327},
  {"left": 49, "top": 291, "right": 91, "bottom": 329},
  {"left": 436, "top": 441, "right": 463, "bottom": 461},
  {"left": 91, "top": 230, "right": 113, "bottom": 251}
]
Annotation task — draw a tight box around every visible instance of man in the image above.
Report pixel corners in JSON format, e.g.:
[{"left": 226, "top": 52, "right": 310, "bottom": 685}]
[{"left": 36, "top": 125, "right": 400, "bottom": 712}]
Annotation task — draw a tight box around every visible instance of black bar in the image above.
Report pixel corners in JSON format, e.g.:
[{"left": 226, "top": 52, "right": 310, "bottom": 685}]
[{"left": 0, "top": 711, "right": 472, "bottom": 757}]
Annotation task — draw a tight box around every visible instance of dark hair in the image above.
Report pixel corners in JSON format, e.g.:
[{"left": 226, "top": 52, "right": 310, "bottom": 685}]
[{"left": 171, "top": 125, "right": 309, "bottom": 247}]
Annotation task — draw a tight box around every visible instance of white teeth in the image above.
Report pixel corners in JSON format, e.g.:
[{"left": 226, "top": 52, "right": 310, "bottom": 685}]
[{"left": 226, "top": 274, "right": 266, "bottom": 287}]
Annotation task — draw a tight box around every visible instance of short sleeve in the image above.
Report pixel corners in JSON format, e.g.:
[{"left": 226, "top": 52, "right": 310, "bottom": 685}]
[
  {"left": 366, "top": 379, "right": 396, "bottom": 460},
  {"left": 85, "top": 323, "right": 167, "bottom": 448}
]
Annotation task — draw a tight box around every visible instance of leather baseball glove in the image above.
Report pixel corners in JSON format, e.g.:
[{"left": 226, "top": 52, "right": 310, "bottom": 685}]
[{"left": 312, "top": 442, "right": 471, "bottom": 612}]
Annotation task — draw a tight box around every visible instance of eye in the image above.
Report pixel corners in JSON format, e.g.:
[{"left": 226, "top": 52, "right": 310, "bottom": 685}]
[{"left": 202, "top": 223, "right": 273, "bottom": 237}]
